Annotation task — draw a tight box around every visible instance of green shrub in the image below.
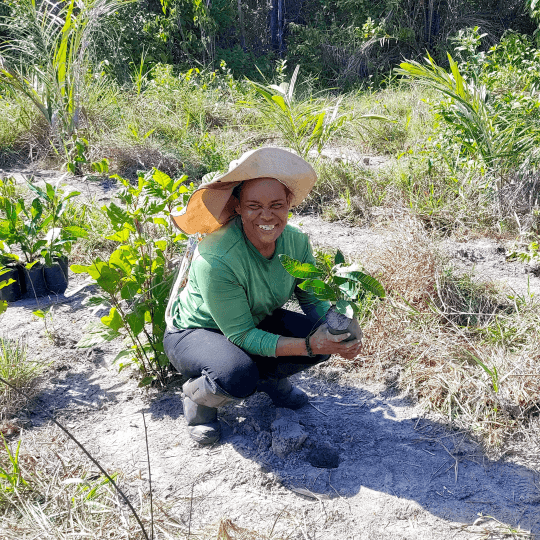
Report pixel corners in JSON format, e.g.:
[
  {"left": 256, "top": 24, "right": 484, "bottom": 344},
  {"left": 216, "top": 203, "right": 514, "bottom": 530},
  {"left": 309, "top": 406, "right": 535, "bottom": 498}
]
[{"left": 72, "top": 169, "right": 194, "bottom": 385}]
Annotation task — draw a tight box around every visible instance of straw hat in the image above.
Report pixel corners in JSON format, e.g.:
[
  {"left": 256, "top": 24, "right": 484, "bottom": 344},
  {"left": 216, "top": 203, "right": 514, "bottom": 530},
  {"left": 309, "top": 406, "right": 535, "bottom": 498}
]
[{"left": 171, "top": 147, "right": 317, "bottom": 235}]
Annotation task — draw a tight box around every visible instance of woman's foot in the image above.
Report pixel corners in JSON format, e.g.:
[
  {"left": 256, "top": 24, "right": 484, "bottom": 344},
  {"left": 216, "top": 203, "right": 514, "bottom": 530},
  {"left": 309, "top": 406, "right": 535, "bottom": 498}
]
[
  {"left": 257, "top": 377, "right": 309, "bottom": 409},
  {"left": 182, "top": 375, "right": 237, "bottom": 444}
]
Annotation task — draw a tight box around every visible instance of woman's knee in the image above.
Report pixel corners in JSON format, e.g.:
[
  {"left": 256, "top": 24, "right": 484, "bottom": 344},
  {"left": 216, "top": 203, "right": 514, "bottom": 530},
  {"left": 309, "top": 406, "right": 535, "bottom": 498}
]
[
  {"left": 163, "top": 328, "right": 259, "bottom": 398},
  {"left": 214, "top": 358, "right": 259, "bottom": 399}
]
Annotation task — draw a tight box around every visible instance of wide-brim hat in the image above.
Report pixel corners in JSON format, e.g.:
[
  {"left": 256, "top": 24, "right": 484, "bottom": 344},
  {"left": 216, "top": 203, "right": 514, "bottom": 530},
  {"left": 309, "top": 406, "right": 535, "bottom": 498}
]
[{"left": 171, "top": 147, "right": 317, "bottom": 235}]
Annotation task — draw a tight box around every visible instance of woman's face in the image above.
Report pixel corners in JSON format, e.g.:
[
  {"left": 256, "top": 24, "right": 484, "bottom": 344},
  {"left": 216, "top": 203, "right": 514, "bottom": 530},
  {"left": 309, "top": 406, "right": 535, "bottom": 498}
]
[{"left": 235, "top": 178, "right": 290, "bottom": 256}]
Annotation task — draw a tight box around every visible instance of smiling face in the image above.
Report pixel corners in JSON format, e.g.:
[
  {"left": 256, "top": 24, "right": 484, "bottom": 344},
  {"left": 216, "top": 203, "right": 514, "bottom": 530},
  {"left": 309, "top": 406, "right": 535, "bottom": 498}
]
[{"left": 235, "top": 177, "right": 291, "bottom": 258}]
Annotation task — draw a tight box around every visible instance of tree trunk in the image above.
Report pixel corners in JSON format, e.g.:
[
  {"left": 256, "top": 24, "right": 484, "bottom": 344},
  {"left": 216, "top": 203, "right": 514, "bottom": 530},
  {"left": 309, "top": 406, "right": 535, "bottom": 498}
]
[{"left": 238, "top": 0, "right": 245, "bottom": 49}]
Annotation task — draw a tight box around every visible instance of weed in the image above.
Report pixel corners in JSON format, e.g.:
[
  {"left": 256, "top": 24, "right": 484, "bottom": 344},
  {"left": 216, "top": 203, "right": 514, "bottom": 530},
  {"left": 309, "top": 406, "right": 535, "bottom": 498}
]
[{"left": 0, "top": 336, "right": 44, "bottom": 421}]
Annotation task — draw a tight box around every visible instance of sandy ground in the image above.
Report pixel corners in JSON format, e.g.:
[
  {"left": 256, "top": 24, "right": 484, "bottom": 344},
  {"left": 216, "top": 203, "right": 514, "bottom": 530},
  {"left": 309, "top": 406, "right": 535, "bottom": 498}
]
[{"left": 2, "top": 167, "right": 540, "bottom": 538}]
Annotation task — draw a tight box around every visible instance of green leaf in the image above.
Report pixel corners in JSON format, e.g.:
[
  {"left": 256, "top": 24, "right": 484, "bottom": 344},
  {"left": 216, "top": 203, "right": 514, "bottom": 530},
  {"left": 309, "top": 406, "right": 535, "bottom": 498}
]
[
  {"left": 126, "top": 312, "right": 144, "bottom": 336},
  {"left": 63, "top": 226, "right": 88, "bottom": 238},
  {"left": 297, "top": 279, "right": 336, "bottom": 301},
  {"left": 152, "top": 169, "right": 173, "bottom": 191},
  {"left": 70, "top": 264, "right": 90, "bottom": 274},
  {"left": 32, "top": 309, "right": 45, "bottom": 318},
  {"left": 106, "top": 228, "right": 130, "bottom": 242},
  {"left": 95, "top": 266, "right": 122, "bottom": 294},
  {"left": 271, "top": 94, "right": 288, "bottom": 112},
  {"left": 154, "top": 239, "right": 167, "bottom": 251},
  {"left": 334, "top": 250, "right": 345, "bottom": 265},
  {"left": 0, "top": 301, "right": 7, "bottom": 315},
  {"left": 120, "top": 280, "right": 139, "bottom": 300},
  {"left": 341, "top": 271, "right": 386, "bottom": 298},
  {"left": 101, "top": 307, "right": 123, "bottom": 332},
  {"left": 173, "top": 233, "right": 188, "bottom": 242},
  {"left": 105, "top": 202, "right": 130, "bottom": 228},
  {"left": 153, "top": 217, "right": 168, "bottom": 228},
  {"left": 76, "top": 321, "right": 121, "bottom": 348},
  {"left": 279, "top": 255, "right": 324, "bottom": 279},
  {"left": 338, "top": 280, "right": 357, "bottom": 299},
  {"left": 138, "top": 376, "right": 154, "bottom": 388},
  {"left": 0, "top": 278, "right": 15, "bottom": 290},
  {"left": 157, "top": 353, "right": 169, "bottom": 367},
  {"left": 108, "top": 249, "right": 133, "bottom": 276},
  {"left": 113, "top": 348, "right": 136, "bottom": 364},
  {"left": 335, "top": 299, "right": 354, "bottom": 319}
]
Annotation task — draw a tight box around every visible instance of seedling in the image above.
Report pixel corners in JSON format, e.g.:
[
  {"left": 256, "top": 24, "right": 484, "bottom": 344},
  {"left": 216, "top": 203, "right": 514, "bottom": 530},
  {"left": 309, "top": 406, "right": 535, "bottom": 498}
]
[{"left": 280, "top": 249, "right": 385, "bottom": 340}]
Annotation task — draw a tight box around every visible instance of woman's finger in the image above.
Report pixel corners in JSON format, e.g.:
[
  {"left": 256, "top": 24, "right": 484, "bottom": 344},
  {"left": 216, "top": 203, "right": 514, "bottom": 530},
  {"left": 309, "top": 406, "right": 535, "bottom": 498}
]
[{"left": 326, "top": 331, "right": 352, "bottom": 343}]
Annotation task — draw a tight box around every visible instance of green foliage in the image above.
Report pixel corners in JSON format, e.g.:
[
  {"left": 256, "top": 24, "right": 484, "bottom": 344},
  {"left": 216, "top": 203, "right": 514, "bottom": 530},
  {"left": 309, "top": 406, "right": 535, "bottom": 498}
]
[
  {"left": 0, "top": 436, "right": 27, "bottom": 494},
  {"left": 0, "top": 0, "right": 130, "bottom": 147},
  {"left": 280, "top": 249, "right": 385, "bottom": 319},
  {"left": 396, "top": 52, "right": 540, "bottom": 187},
  {"left": 72, "top": 169, "right": 194, "bottom": 384},
  {"left": 246, "top": 65, "right": 360, "bottom": 158},
  {"left": 0, "top": 177, "right": 86, "bottom": 265},
  {"left": 65, "top": 136, "right": 110, "bottom": 176}
]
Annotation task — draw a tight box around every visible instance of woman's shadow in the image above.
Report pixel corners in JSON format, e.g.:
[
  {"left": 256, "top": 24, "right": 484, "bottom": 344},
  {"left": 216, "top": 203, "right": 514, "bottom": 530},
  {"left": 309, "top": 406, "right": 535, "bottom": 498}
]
[{"left": 148, "top": 370, "right": 540, "bottom": 535}]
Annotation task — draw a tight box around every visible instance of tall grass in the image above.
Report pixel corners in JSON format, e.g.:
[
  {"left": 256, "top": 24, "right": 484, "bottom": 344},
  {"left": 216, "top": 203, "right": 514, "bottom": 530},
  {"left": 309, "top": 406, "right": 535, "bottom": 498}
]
[{"left": 0, "top": 0, "right": 130, "bottom": 149}]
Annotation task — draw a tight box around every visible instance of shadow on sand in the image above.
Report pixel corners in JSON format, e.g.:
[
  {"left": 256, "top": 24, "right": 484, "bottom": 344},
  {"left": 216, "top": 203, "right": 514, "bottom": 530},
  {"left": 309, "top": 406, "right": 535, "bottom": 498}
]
[{"left": 148, "top": 371, "right": 540, "bottom": 535}]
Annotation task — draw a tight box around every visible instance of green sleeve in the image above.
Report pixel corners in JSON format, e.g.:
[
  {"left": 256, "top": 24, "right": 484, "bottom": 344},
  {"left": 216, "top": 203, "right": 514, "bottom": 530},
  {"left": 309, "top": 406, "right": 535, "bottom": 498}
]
[
  {"left": 295, "top": 240, "right": 331, "bottom": 325},
  {"left": 194, "top": 256, "right": 280, "bottom": 357}
]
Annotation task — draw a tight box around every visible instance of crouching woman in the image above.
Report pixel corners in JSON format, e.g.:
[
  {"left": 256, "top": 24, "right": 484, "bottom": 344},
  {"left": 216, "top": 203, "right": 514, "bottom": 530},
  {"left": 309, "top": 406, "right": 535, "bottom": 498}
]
[{"left": 164, "top": 147, "right": 362, "bottom": 445}]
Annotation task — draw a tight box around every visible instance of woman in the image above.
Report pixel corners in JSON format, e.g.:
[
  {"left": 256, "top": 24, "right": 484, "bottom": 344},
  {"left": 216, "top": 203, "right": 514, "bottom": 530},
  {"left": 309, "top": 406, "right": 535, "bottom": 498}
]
[{"left": 164, "top": 147, "right": 363, "bottom": 445}]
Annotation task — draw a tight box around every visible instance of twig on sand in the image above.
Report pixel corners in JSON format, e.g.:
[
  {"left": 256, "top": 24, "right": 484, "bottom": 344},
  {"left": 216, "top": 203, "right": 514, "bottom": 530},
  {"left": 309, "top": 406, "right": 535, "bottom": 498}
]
[
  {"left": 188, "top": 481, "right": 194, "bottom": 538},
  {"left": 308, "top": 401, "right": 328, "bottom": 416},
  {"left": 142, "top": 412, "right": 154, "bottom": 540}
]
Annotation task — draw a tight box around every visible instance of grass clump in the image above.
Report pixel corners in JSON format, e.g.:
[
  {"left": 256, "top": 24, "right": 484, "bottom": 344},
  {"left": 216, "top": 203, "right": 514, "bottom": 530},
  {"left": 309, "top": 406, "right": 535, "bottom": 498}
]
[{"left": 0, "top": 336, "right": 44, "bottom": 423}]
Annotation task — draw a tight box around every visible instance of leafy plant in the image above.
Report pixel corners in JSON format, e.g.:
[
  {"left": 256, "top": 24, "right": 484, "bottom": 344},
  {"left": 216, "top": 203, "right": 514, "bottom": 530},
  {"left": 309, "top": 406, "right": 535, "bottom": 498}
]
[
  {"left": 0, "top": 178, "right": 87, "bottom": 266},
  {"left": 0, "top": 0, "right": 130, "bottom": 148},
  {"left": 26, "top": 180, "right": 87, "bottom": 266},
  {"left": 280, "top": 249, "right": 385, "bottom": 319},
  {"left": 396, "top": 53, "right": 540, "bottom": 191},
  {"left": 72, "top": 169, "right": 194, "bottom": 385},
  {"left": 246, "top": 65, "right": 351, "bottom": 158},
  {"left": 0, "top": 436, "right": 27, "bottom": 493}
]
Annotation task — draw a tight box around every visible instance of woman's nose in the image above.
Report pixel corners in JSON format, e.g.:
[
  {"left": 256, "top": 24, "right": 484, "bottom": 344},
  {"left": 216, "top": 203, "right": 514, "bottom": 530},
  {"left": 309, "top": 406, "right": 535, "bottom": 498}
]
[{"left": 260, "top": 207, "right": 273, "bottom": 219}]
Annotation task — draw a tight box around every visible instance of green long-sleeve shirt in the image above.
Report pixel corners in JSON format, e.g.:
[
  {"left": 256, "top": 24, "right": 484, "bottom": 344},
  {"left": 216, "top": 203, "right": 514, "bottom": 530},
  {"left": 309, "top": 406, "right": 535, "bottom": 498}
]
[{"left": 171, "top": 216, "right": 330, "bottom": 356}]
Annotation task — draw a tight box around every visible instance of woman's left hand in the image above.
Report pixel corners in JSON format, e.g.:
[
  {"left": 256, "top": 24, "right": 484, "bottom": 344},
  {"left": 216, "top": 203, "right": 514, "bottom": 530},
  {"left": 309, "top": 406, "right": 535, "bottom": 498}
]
[{"left": 338, "top": 318, "right": 363, "bottom": 360}]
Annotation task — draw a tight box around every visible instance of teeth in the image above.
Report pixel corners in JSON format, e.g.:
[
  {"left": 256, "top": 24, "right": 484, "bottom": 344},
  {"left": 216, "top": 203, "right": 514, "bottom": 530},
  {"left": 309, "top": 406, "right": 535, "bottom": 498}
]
[{"left": 259, "top": 225, "right": 275, "bottom": 231}]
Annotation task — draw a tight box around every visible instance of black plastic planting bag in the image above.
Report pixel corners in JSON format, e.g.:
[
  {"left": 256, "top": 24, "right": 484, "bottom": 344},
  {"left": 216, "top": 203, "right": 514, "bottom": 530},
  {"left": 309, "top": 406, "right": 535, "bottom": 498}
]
[
  {"left": 0, "top": 266, "right": 22, "bottom": 302},
  {"left": 44, "top": 257, "right": 69, "bottom": 294},
  {"left": 22, "top": 263, "right": 49, "bottom": 299}
]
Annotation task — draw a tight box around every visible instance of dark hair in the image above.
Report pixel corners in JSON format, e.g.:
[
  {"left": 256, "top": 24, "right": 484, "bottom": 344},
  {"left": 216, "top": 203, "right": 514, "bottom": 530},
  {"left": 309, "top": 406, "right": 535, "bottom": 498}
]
[{"left": 232, "top": 179, "right": 292, "bottom": 203}]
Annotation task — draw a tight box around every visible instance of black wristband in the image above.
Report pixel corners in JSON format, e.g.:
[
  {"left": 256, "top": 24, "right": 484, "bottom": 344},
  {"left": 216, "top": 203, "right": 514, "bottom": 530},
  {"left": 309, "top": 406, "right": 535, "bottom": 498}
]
[{"left": 305, "top": 333, "right": 316, "bottom": 357}]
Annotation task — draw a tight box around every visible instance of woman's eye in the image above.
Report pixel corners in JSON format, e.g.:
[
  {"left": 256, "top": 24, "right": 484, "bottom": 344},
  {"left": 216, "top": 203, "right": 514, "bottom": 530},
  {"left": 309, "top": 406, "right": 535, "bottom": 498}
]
[{"left": 272, "top": 204, "right": 283, "bottom": 209}]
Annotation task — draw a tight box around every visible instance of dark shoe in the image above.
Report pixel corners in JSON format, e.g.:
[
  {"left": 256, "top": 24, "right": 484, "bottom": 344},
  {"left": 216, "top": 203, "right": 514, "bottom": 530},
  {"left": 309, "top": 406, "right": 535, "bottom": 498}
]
[
  {"left": 257, "top": 377, "right": 309, "bottom": 410},
  {"left": 182, "top": 375, "right": 237, "bottom": 445}
]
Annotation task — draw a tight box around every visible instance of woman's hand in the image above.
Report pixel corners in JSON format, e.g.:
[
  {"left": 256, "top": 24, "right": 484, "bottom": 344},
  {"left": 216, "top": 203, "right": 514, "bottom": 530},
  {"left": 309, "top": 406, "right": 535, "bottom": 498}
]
[{"left": 310, "top": 320, "right": 363, "bottom": 360}]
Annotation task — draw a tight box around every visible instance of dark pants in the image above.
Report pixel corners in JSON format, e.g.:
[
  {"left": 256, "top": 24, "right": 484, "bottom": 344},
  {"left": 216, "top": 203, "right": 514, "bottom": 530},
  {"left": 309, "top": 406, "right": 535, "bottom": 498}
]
[{"left": 163, "top": 308, "right": 330, "bottom": 399}]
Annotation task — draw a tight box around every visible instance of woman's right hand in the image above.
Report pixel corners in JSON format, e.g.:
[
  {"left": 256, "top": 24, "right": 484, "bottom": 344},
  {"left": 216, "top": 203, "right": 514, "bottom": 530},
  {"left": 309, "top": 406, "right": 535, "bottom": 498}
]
[{"left": 309, "top": 323, "right": 362, "bottom": 359}]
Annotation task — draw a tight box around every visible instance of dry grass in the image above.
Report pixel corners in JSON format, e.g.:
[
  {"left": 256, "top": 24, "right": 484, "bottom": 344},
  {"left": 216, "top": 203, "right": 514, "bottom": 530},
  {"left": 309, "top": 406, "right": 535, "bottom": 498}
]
[
  {"left": 0, "top": 425, "right": 291, "bottom": 539},
  {"left": 0, "top": 336, "right": 45, "bottom": 424},
  {"left": 331, "top": 218, "right": 540, "bottom": 454}
]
